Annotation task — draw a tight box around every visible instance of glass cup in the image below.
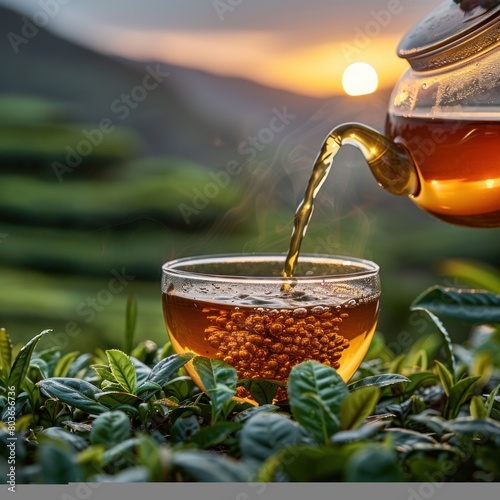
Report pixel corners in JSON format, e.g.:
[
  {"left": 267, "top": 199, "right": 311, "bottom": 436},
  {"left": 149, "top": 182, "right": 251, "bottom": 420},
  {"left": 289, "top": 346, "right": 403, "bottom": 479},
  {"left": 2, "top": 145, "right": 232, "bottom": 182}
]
[{"left": 161, "top": 253, "right": 380, "bottom": 401}]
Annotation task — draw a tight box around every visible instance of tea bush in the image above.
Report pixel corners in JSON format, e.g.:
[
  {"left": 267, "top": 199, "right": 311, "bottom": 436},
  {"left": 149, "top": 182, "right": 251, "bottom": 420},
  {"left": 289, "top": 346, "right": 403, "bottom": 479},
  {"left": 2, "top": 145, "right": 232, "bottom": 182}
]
[{"left": 1, "top": 279, "right": 500, "bottom": 483}]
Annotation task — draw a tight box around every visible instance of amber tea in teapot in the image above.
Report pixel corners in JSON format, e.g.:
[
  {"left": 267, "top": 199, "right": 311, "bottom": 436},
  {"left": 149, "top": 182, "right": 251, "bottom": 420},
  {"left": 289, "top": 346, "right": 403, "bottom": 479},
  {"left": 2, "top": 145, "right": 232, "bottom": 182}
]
[
  {"left": 383, "top": 0, "right": 500, "bottom": 227},
  {"left": 385, "top": 115, "right": 500, "bottom": 227}
]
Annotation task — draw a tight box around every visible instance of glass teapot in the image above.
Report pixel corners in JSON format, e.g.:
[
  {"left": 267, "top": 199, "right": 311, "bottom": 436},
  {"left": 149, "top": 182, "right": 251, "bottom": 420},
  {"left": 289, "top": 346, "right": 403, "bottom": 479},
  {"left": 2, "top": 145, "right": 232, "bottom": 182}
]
[{"left": 324, "top": 0, "right": 500, "bottom": 227}]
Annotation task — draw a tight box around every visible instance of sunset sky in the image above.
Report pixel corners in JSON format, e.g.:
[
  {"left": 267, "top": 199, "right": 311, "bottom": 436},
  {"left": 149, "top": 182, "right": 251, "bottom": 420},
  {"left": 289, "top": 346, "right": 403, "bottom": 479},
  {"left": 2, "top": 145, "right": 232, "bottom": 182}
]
[{"left": 2, "top": 0, "right": 444, "bottom": 96}]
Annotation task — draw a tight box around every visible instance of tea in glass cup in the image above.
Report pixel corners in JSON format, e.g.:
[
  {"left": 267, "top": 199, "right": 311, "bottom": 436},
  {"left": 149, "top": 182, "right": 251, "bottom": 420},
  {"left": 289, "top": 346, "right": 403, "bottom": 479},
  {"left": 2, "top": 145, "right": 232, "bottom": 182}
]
[{"left": 162, "top": 254, "right": 380, "bottom": 401}]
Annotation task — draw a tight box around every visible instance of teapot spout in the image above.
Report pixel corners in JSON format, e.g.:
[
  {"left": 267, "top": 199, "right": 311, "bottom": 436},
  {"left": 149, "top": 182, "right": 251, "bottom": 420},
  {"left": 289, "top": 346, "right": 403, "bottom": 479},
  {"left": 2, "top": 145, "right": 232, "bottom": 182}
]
[{"left": 331, "top": 123, "right": 419, "bottom": 196}]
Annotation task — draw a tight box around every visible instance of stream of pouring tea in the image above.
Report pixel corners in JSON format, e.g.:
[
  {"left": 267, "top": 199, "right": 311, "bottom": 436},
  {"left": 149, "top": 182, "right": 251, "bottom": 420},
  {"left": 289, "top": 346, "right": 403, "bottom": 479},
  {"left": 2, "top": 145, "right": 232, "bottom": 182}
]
[{"left": 282, "top": 134, "right": 341, "bottom": 285}]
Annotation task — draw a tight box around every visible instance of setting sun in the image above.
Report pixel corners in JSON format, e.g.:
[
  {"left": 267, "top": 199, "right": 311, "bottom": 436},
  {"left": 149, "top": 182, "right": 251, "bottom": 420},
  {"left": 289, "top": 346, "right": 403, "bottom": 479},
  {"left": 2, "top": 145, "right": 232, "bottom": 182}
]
[{"left": 342, "top": 62, "right": 379, "bottom": 96}]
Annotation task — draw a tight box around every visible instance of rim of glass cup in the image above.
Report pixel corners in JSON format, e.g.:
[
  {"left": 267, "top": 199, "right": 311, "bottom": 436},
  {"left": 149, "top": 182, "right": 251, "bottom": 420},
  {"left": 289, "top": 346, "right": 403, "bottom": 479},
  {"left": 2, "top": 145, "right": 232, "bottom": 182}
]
[{"left": 162, "top": 253, "right": 379, "bottom": 284}]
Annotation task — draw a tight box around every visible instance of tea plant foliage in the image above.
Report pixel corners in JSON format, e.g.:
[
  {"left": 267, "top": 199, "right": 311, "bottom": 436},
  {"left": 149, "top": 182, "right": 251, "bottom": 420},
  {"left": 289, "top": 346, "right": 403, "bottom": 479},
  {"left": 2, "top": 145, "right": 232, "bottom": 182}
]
[{"left": 1, "top": 281, "right": 500, "bottom": 483}]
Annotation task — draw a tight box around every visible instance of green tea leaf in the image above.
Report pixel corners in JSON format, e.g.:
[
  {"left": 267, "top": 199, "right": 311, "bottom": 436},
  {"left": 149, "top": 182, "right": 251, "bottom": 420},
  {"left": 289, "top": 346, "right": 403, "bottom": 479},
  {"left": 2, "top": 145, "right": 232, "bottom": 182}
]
[
  {"left": 233, "top": 404, "right": 280, "bottom": 423},
  {"left": 410, "top": 308, "right": 456, "bottom": 375},
  {"left": 411, "top": 394, "right": 426, "bottom": 414},
  {"left": 102, "top": 438, "right": 139, "bottom": 466},
  {"left": 0, "top": 327, "right": 13, "bottom": 379},
  {"left": 21, "top": 375, "right": 39, "bottom": 410},
  {"left": 137, "top": 434, "right": 163, "bottom": 482},
  {"left": 95, "top": 391, "right": 142, "bottom": 407},
  {"left": 110, "top": 404, "right": 140, "bottom": 417},
  {"left": 237, "top": 379, "right": 285, "bottom": 405},
  {"left": 171, "top": 415, "right": 201, "bottom": 443},
  {"left": 172, "top": 450, "right": 250, "bottom": 482},
  {"left": 161, "top": 376, "right": 193, "bottom": 403},
  {"left": 409, "top": 414, "right": 447, "bottom": 435},
  {"left": 29, "top": 357, "right": 50, "bottom": 380},
  {"left": 388, "top": 354, "right": 406, "bottom": 375},
  {"left": 130, "top": 357, "right": 152, "bottom": 385},
  {"left": 101, "top": 381, "right": 125, "bottom": 392},
  {"left": 363, "top": 332, "right": 387, "bottom": 362},
  {"left": 106, "top": 349, "right": 137, "bottom": 394},
  {"left": 67, "top": 353, "right": 93, "bottom": 378},
  {"left": 471, "top": 351, "right": 493, "bottom": 388},
  {"left": 94, "top": 466, "right": 150, "bottom": 483},
  {"left": 53, "top": 351, "right": 80, "bottom": 378},
  {"left": 192, "top": 357, "right": 237, "bottom": 421},
  {"left": 39, "top": 441, "right": 82, "bottom": 484},
  {"left": 288, "top": 361, "right": 348, "bottom": 444},
  {"left": 331, "top": 421, "right": 386, "bottom": 444},
  {"left": 412, "top": 349, "right": 428, "bottom": 371},
  {"left": 240, "top": 413, "right": 310, "bottom": 462},
  {"left": 439, "top": 259, "right": 500, "bottom": 294},
  {"left": 470, "top": 395, "right": 487, "bottom": 420},
  {"left": 346, "top": 446, "right": 402, "bottom": 482},
  {"left": 445, "top": 417, "right": 500, "bottom": 439},
  {"left": 36, "top": 347, "right": 61, "bottom": 376},
  {"left": 158, "top": 341, "right": 175, "bottom": 360},
  {"left": 135, "top": 381, "right": 162, "bottom": 401},
  {"left": 147, "top": 353, "right": 194, "bottom": 388},
  {"left": 399, "top": 371, "right": 439, "bottom": 397},
  {"left": 76, "top": 444, "right": 105, "bottom": 466},
  {"left": 258, "top": 445, "right": 351, "bottom": 482},
  {"left": 90, "top": 410, "right": 131, "bottom": 447},
  {"left": 38, "top": 377, "right": 107, "bottom": 415},
  {"left": 348, "top": 374, "right": 410, "bottom": 391},
  {"left": 340, "top": 386, "right": 380, "bottom": 430},
  {"left": 385, "top": 428, "right": 438, "bottom": 450},
  {"left": 40, "top": 427, "right": 88, "bottom": 451},
  {"left": 91, "top": 364, "right": 118, "bottom": 383},
  {"left": 444, "top": 376, "right": 481, "bottom": 420},
  {"left": 485, "top": 383, "right": 500, "bottom": 418},
  {"left": 8, "top": 329, "right": 51, "bottom": 397},
  {"left": 412, "top": 286, "right": 500, "bottom": 323},
  {"left": 435, "top": 360, "right": 454, "bottom": 396},
  {"left": 191, "top": 421, "right": 241, "bottom": 449},
  {"left": 405, "top": 333, "right": 442, "bottom": 370},
  {"left": 124, "top": 292, "right": 137, "bottom": 355}
]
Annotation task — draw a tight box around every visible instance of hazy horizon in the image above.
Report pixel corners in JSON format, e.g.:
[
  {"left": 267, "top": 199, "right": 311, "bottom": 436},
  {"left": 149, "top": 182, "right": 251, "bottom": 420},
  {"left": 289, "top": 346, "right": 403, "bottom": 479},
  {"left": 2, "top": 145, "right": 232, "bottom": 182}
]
[{"left": 1, "top": 0, "right": 444, "bottom": 96}]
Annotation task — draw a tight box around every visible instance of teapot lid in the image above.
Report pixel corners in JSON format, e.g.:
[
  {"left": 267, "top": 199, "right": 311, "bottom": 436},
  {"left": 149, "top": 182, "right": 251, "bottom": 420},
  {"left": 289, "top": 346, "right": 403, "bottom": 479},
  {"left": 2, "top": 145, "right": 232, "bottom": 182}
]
[{"left": 398, "top": 0, "right": 500, "bottom": 70}]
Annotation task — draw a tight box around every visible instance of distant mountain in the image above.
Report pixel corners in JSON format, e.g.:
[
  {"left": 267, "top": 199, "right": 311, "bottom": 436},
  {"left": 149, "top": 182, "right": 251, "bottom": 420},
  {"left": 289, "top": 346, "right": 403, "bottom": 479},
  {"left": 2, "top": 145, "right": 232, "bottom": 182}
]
[
  {"left": 0, "top": 4, "right": 394, "bottom": 169},
  {"left": 0, "top": 5, "right": 232, "bottom": 166},
  {"left": 154, "top": 60, "right": 393, "bottom": 133}
]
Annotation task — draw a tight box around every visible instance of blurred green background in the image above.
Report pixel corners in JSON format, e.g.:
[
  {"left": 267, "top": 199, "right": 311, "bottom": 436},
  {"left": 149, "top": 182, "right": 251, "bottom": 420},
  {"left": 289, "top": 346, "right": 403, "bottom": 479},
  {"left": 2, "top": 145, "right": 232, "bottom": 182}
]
[{"left": 1, "top": 3, "right": 499, "bottom": 354}]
